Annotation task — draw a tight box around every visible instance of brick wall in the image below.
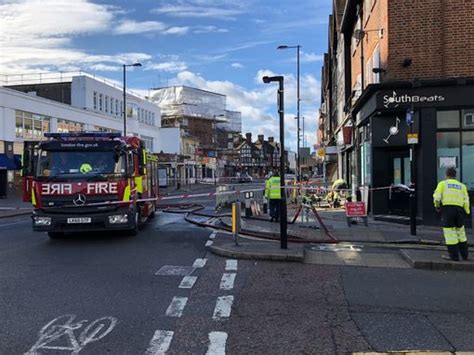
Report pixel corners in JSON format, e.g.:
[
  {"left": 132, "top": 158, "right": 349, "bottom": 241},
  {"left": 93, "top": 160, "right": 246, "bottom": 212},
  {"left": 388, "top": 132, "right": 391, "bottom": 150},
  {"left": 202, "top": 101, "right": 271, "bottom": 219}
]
[{"left": 387, "top": 0, "right": 474, "bottom": 81}]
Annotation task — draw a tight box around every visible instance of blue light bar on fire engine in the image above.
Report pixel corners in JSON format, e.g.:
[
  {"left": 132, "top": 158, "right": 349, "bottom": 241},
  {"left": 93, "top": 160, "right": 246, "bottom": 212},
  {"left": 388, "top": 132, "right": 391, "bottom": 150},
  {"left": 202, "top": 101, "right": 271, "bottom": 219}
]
[{"left": 44, "top": 132, "right": 122, "bottom": 139}]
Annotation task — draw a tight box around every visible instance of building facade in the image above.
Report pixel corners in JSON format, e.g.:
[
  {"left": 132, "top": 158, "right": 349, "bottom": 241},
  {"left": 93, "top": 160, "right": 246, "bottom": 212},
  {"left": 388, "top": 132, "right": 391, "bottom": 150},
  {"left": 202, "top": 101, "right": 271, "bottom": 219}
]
[
  {"left": 0, "top": 72, "right": 162, "bottom": 197},
  {"left": 319, "top": 0, "right": 474, "bottom": 225}
]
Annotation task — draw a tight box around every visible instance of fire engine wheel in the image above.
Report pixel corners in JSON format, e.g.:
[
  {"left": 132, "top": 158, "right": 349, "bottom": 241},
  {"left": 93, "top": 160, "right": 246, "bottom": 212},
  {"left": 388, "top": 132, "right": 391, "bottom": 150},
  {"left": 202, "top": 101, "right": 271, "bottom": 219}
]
[
  {"left": 127, "top": 209, "right": 140, "bottom": 236},
  {"left": 48, "top": 232, "right": 65, "bottom": 239}
]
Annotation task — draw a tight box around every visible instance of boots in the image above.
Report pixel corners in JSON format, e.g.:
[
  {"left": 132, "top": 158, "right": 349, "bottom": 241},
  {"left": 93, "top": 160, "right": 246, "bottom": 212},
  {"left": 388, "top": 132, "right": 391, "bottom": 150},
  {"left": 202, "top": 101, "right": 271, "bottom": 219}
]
[
  {"left": 447, "top": 244, "right": 460, "bottom": 261},
  {"left": 458, "top": 241, "right": 469, "bottom": 261}
]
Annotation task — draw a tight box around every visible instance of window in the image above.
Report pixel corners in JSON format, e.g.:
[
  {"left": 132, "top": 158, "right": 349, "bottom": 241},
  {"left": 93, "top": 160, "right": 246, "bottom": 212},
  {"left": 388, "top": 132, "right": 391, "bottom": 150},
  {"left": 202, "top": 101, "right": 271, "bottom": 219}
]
[
  {"left": 462, "top": 132, "right": 474, "bottom": 189},
  {"left": 373, "top": 46, "right": 381, "bottom": 84},
  {"left": 115, "top": 99, "right": 119, "bottom": 116},
  {"left": 437, "top": 110, "right": 459, "bottom": 128},
  {"left": 15, "top": 110, "right": 50, "bottom": 139},
  {"left": 141, "top": 135, "right": 154, "bottom": 151},
  {"left": 93, "top": 92, "right": 98, "bottom": 110},
  {"left": 57, "top": 119, "right": 84, "bottom": 133},
  {"left": 105, "top": 96, "right": 109, "bottom": 113},
  {"left": 463, "top": 109, "right": 474, "bottom": 128},
  {"left": 99, "top": 94, "right": 103, "bottom": 111},
  {"left": 436, "top": 132, "right": 460, "bottom": 181}
]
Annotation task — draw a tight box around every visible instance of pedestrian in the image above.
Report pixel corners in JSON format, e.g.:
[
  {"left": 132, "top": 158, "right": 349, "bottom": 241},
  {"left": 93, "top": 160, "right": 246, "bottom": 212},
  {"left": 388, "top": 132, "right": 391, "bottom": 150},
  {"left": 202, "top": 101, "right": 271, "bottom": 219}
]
[
  {"left": 265, "top": 171, "right": 281, "bottom": 222},
  {"left": 433, "top": 167, "right": 470, "bottom": 261}
]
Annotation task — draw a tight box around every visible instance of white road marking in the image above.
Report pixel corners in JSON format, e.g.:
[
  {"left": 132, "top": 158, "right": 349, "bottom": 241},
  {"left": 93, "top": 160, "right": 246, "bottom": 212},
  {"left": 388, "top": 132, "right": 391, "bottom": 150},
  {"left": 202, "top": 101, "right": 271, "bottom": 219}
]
[
  {"left": 219, "top": 273, "right": 236, "bottom": 290},
  {"left": 209, "top": 232, "right": 217, "bottom": 239},
  {"left": 225, "top": 260, "right": 238, "bottom": 271},
  {"left": 205, "top": 240, "right": 214, "bottom": 247},
  {"left": 25, "top": 314, "right": 117, "bottom": 355},
  {"left": 179, "top": 276, "right": 198, "bottom": 289},
  {"left": 155, "top": 265, "right": 195, "bottom": 276},
  {"left": 193, "top": 258, "right": 207, "bottom": 268},
  {"left": 144, "top": 330, "right": 174, "bottom": 355},
  {"left": 206, "top": 331, "right": 228, "bottom": 355},
  {"left": 165, "top": 297, "right": 188, "bottom": 317},
  {"left": 212, "top": 296, "right": 234, "bottom": 320}
]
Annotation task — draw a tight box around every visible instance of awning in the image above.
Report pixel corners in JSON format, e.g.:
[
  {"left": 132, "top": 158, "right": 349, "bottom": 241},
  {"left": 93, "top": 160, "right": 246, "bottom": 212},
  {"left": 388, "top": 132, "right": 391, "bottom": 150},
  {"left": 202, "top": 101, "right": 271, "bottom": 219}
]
[{"left": 0, "top": 154, "right": 21, "bottom": 170}]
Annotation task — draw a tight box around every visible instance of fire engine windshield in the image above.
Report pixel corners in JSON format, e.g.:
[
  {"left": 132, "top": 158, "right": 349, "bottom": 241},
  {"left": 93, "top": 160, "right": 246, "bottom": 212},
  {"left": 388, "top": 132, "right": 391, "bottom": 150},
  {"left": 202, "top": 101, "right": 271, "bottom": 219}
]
[{"left": 36, "top": 150, "right": 126, "bottom": 179}]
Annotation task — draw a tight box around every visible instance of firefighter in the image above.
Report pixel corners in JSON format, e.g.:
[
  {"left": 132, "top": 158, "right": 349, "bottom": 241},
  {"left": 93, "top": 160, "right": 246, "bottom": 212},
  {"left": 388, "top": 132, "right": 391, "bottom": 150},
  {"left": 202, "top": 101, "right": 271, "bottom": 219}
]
[
  {"left": 265, "top": 172, "right": 281, "bottom": 222},
  {"left": 328, "top": 178, "right": 347, "bottom": 208},
  {"left": 433, "top": 167, "right": 470, "bottom": 261}
]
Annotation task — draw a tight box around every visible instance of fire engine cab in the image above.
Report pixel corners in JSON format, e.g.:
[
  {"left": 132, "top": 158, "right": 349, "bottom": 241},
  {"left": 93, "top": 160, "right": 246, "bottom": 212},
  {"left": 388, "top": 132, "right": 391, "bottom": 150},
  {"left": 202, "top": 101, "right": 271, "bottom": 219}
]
[{"left": 22, "top": 132, "right": 159, "bottom": 238}]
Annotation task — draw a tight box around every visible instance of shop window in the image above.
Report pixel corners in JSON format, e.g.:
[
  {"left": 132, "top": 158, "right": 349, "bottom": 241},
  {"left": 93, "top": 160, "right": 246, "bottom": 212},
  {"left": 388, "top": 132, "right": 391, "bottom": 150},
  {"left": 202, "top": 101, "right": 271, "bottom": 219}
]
[
  {"left": 437, "top": 110, "right": 459, "bottom": 129},
  {"left": 436, "top": 132, "right": 460, "bottom": 181},
  {"left": 462, "top": 109, "right": 474, "bottom": 129},
  {"left": 462, "top": 132, "right": 474, "bottom": 189}
]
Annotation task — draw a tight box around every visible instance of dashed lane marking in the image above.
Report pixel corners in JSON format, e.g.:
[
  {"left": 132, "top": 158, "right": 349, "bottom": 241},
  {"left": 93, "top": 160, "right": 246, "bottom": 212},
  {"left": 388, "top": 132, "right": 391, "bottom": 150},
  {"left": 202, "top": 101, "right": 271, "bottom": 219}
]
[
  {"left": 144, "top": 330, "right": 174, "bottom": 355},
  {"left": 205, "top": 240, "right": 214, "bottom": 247},
  {"left": 155, "top": 265, "right": 195, "bottom": 276},
  {"left": 179, "top": 276, "right": 198, "bottom": 289},
  {"left": 209, "top": 232, "right": 217, "bottom": 239},
  {"left": 212, "top": 296, "right": 234, "bottom": 320},
  {"left": 165, "top": 297, "right": 188, "bottom": 317},
  {"left": 225, "top": 260, "right": 238, "bottom": 271},
  {"left": 206, "top": 331, "right": 228, "bottom": 355},
  {"left": 193, "top": 258, "right": 207, "bottom": 268},
  {"left": 219, "top": 273, "right": 236, "bottom": 291}
]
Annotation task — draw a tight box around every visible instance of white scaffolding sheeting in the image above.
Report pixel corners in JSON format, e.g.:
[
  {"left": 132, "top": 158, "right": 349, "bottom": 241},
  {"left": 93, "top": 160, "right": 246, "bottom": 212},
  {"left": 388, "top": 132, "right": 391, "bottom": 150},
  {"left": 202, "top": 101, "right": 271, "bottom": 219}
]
[
  {"left": 218, "top": 110, "right": 242, "bottom": 133},
  {"left": 151, "top": 86, "right": 227, "bottom": 120}
]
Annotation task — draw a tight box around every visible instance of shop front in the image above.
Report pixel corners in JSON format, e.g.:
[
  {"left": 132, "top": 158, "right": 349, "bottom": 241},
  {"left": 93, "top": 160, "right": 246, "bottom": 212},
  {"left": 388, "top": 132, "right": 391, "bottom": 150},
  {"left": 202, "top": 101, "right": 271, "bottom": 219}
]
[{"left": 353, "top": 79, "right": 474, "bottom": 226}]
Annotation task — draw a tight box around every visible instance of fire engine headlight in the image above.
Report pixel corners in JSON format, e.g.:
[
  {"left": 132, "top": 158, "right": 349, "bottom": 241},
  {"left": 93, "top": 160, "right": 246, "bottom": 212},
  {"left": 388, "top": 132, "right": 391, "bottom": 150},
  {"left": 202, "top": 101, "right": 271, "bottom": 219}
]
[
  {"left": 34, "top": 216, "right": 52, "bottom": 226},
  {"left": 108, "top": 214, "right": 129, "bottom": 224}
]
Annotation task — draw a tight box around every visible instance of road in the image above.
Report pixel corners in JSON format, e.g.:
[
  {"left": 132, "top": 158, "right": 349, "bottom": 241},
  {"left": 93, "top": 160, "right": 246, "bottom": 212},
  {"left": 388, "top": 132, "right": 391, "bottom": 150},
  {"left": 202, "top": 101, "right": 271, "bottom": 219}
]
[{"left": 1, "top": 194, "right": 474, "bottom": 354}]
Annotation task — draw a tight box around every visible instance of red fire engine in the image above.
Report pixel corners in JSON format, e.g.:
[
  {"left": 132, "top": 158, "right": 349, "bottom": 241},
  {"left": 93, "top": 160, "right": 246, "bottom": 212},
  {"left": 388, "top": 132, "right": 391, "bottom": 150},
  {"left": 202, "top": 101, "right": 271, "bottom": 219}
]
[{"left": 22, "top": 132, "right": 159, "bottom": 238}]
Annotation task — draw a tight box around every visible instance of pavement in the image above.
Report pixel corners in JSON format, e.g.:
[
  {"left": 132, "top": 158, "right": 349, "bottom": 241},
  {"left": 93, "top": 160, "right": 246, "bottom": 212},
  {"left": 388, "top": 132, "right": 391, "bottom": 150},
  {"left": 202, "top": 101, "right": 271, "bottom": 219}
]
[
  {"left": 0, "top": 195, "right": 32, "bottom": 218},
  {"left": 208, "top": 207, "right": 474, "bottom": 272}
]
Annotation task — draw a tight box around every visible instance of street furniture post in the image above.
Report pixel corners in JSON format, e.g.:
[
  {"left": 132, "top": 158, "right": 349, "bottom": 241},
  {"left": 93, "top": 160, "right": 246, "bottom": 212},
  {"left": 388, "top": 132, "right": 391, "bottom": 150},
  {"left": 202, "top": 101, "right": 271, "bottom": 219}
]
[{"left": 231, "top": 201, "right": 241, "bottom": 246}]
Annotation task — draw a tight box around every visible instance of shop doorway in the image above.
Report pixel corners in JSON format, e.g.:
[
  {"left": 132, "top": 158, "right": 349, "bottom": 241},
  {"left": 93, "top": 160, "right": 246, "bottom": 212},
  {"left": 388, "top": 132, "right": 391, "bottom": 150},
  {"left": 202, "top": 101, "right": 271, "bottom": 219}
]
[{"left": 389, "top": 150, "right": 411, "bottom": 216}]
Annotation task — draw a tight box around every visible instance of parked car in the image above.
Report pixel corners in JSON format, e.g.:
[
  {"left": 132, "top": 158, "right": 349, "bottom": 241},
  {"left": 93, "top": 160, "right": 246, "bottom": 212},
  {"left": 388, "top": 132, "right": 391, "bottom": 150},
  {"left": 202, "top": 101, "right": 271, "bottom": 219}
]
[{"left": 239, "top": 173, "right": 253, "bottom": 183}]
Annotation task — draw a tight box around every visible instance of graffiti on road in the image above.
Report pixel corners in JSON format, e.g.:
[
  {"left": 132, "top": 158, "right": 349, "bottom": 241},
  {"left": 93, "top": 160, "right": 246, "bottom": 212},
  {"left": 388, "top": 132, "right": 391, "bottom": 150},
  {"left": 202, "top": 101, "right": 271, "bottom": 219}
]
[{"left": 25, "top": 314, "right": 117, "bottom": 355}]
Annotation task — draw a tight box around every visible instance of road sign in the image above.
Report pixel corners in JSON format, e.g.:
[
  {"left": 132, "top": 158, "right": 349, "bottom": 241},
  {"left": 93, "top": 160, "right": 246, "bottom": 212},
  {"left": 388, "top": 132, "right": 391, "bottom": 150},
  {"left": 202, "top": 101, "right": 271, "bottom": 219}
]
[
  {"left": 345, "top": 202, "right": 367, "bottom": 217},
  {"left": 407, "top": 133, "right": 419, "bottom": 144}
]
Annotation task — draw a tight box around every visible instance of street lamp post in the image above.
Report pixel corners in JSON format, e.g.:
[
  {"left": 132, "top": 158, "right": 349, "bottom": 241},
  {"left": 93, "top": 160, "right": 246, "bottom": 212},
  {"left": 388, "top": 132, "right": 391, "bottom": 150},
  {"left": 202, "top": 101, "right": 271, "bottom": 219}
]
[
  {"left": 277, "top": 44, "right": 301, "bottom": 180},
  {"left": 122, "top": 63, "right": 142, "bottom": 136},
  {"left": 263, "top": 75, "right": 287, "bottom": 250}
]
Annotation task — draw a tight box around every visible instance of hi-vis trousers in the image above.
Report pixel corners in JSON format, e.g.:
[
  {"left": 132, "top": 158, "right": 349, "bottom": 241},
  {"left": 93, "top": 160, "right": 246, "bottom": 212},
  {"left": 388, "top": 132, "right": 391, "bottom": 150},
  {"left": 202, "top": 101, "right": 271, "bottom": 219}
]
[
  {"left": 441, "top": 205, "right": 468, "bottom": 261},
  {"left": 442, "top": 205, "right": 467, "bottom": 245}
]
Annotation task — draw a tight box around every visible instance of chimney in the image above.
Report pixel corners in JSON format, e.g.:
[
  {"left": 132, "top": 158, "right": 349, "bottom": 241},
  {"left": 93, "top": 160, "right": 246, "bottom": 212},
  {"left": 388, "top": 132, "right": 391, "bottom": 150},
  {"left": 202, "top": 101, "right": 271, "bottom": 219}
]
[
  {"left": 268, "top": 137, "right": 274, "bottom": 143},
  {"left": 258, "top": 134, "right": 264, "bottom": 143},
  {"left": 245, "top": 133, "right": 252, "bottom": 144}
]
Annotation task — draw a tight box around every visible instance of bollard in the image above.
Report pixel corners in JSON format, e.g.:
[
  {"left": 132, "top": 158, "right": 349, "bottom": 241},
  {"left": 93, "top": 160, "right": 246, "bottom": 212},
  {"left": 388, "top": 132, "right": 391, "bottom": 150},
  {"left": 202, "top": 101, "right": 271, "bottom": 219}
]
[
  {"left": 244, "top": 191, "right": 254, "bottom": 218},
  {"left": 231, "top": 201, "right": 241, "bottom": 246}
]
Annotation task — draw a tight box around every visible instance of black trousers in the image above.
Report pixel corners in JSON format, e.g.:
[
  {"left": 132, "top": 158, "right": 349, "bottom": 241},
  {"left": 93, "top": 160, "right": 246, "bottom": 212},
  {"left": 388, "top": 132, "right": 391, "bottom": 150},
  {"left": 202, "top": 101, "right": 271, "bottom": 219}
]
[{"left": 269, "top": 199, "right": 281, "bottom": 221}]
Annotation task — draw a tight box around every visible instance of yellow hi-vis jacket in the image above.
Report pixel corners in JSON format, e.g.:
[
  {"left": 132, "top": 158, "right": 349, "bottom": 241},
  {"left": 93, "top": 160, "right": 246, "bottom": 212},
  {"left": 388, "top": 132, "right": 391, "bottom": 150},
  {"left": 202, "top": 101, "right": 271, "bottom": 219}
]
[
  {"left": 265, "top": 176, "right": 281, "bottom": 200},
  {"left": 433, "top": 178, "right": 470, "bottom": 214}
]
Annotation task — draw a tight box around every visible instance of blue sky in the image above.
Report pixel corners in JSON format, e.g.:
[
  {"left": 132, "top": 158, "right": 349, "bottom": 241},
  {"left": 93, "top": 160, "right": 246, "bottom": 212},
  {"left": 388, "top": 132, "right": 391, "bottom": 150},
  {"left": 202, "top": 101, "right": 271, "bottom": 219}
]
[{"left": 0, "top": 0, "right": 332, "bottom": 151}]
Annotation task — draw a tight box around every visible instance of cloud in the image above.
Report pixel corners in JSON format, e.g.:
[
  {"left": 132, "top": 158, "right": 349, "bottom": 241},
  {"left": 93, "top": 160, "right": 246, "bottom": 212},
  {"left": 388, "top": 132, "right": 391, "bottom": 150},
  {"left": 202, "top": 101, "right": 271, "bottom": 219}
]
[
  {"left": 151, "top": 4, "right": 244, "bottom": 20},
  {"left": 162, "top": 70, "right": 321, "bottom": 151},
  {"left": 231, "top": 63, "right": 244, "bottom": 69},
  {"left": 193, "top": 26, "right": 229, "bottom": 34},
  {"left": 113, "top": 20, "right": 166, "bottom": 34},
  {"left": 301, "top": 52, "right": 324, "bottom": 63},
  {"left": 145, "top": 62, "right": 188, "bottom": 72},
  {"left": 163, "top": 26, "right": 190, "bottom": 35}
]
